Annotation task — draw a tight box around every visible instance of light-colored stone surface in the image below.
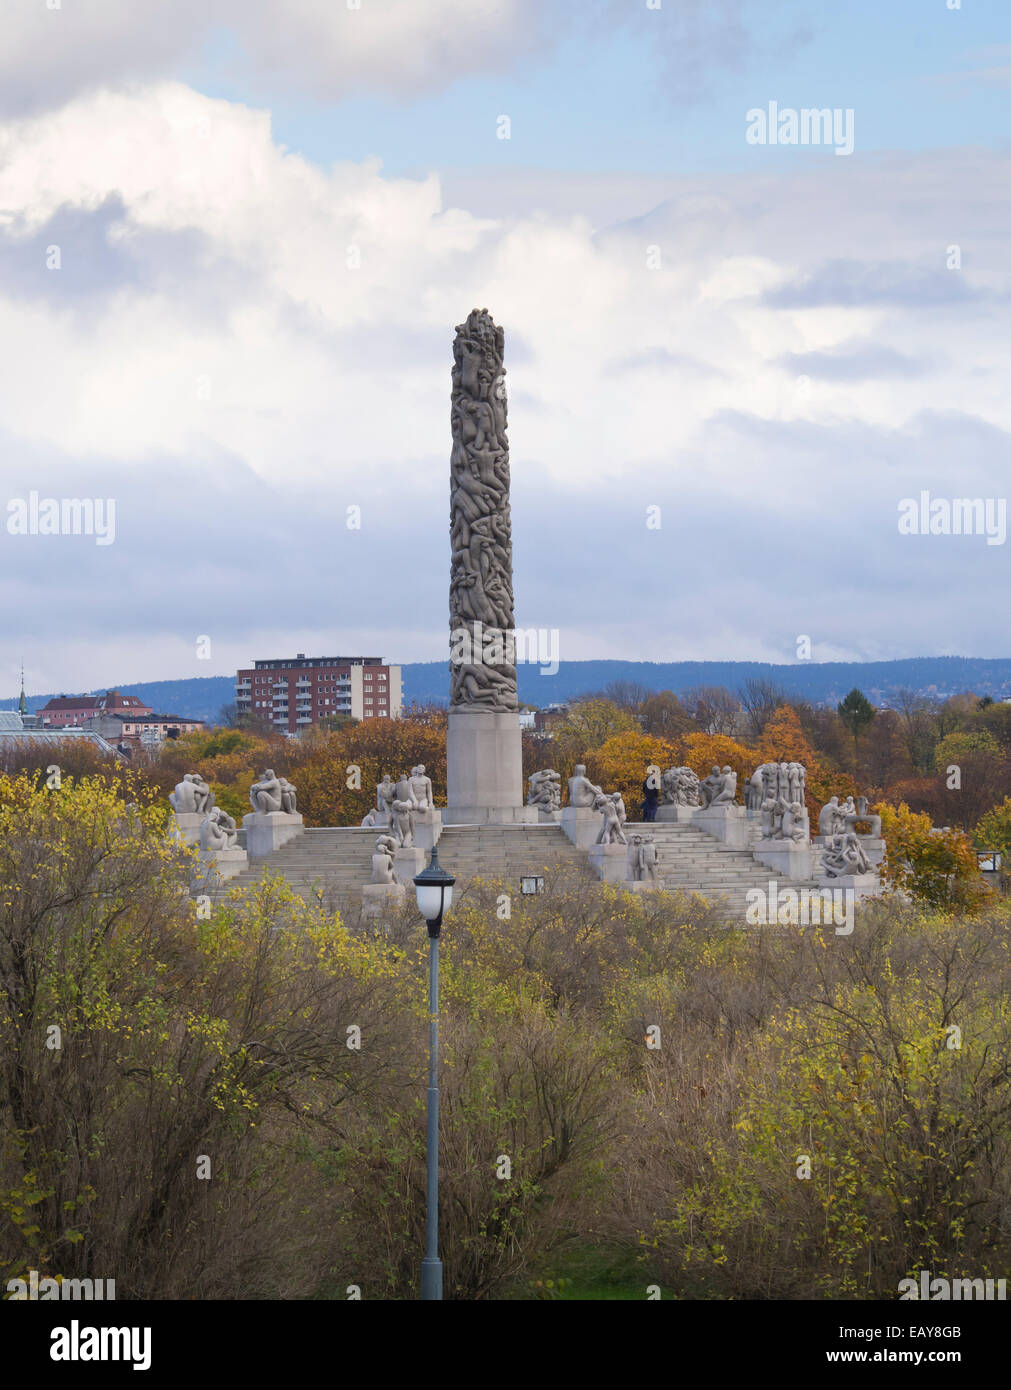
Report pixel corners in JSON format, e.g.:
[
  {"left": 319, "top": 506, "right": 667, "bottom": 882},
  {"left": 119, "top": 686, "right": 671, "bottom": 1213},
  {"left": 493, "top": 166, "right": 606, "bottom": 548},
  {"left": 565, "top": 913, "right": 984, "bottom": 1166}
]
[
  {"left": 817, "top": 872, "right": 881, "bottom": 902},
  {"left": 243, "top": 810, "right": 304, "bottom": 857},
  {"left": 446, "top": 707, "right": 535, "bottom": 823},
  {"left": 560, "top": 805, "right": 604, "bottom": 848},
  {"left": 412, "top": 808, "right": 443, "bottom": 850},
  {"left": 394, "top": 846, "right": 426, "bottom": 881},
  {"left": 195, "top": 847, "right": 248, "bottom": 886},
  {"left": 170, "top": 811, "right": 204, "bottom": 846},
  {"left": 361, "top": 882, "right": 407, "bottom": 918},
  {"left": 656, "top": 804, "right": 697, "bottom": 823},
  {"left": 692, "top": 804, "right": 752, "bottom": 850},
  {"left": 588, "top": 842, "right": 629, "bottom": 883},
  {"left": 752, "top": 840, "right": 817, "bottom": 880}
]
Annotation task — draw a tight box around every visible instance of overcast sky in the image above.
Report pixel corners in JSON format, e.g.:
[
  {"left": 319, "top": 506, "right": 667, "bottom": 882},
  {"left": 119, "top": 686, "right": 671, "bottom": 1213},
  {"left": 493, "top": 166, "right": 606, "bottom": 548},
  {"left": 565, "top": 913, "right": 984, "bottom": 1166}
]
[{"left": 1, "top": 0, "right": 1009, "bottom": 697}]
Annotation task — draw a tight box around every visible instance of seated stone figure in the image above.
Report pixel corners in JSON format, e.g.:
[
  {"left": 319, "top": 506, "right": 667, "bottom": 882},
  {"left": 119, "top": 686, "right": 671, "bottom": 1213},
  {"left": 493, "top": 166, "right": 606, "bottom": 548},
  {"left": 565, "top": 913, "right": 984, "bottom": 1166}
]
[
  {"left": 782, "top": 801, "right": 809, "bottom": 843},
  {"left": 700, "top": 765, "right": 722, "bottom": 808},
  {"left": 818, "top": 796, "right": 847, "bottom": 837},
  {"left": 169, "top": 774, "right": 200, "bottom": 814},
  {"left": 278, "top": 776, "right": 298, "bottom": 815},
  {"left": 409, "top": 765, "right": 434, "bottom": 811},
  {"left": 360, "top": 808, "right": 379, "bottom": 828},
  {"left": 249, "top": 768, "right": 283, "bottom": 814},
  {"left": 710, "top": 766, "right": 737, "bottom": 806},
  {"left": 568, "top": 764, "right": 603, "bottom": 808},
  {"left": 371, "top": 834, "right": 398, "bottom": 884},
  {"left": 199, "top": 807, "right": 238, "bottom": 852}
]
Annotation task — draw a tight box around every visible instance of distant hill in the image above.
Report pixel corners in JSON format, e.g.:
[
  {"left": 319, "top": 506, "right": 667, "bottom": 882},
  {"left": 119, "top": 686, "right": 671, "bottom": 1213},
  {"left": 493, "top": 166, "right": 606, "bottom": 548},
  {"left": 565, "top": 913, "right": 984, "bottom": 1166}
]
[{"left": 8, "top": 656, "right": 1011, "bottom": 725}]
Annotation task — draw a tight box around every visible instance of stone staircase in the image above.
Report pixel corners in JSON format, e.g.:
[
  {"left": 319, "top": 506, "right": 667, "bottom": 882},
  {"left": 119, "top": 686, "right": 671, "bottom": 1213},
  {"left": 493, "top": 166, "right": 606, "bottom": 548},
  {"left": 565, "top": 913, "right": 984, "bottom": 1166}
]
[
  {"left": 207, "top": 819, "right": 820, "bottom": 924},
  {"left": 621, "top": 820, "right": 821, "bottom": 919}
]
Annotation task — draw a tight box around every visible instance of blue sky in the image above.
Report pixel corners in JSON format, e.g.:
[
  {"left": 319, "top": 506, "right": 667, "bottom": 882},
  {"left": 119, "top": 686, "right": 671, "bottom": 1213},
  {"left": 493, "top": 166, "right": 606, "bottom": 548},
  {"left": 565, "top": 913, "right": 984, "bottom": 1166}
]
[{"left": 186, "top": 1, "right": 1009, "bottom": 175}]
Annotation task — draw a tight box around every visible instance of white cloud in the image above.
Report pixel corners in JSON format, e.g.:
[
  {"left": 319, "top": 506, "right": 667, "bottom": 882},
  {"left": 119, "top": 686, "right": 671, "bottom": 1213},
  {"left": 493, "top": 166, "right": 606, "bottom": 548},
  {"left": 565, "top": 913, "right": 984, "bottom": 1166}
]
[{"left": 1, "top": 83, "right": 1010, "bottom": 688}]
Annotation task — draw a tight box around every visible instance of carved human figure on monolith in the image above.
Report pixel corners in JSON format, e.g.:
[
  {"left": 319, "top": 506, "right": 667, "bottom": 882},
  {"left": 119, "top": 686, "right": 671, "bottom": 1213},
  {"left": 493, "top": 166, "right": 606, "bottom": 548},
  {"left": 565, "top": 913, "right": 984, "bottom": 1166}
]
[
  {"left": 372, "top": 835, "right": 398, "bottom": 884},
  {"left": 448, "top": 309, "right": 518, "bottom": 711}
]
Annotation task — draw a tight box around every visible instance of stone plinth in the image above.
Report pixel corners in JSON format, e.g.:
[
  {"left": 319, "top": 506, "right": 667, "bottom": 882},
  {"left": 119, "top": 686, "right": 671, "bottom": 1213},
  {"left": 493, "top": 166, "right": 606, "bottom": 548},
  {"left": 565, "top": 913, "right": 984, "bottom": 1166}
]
[
  {"left": 195, "top": 847, "right": 248, "bottom": 886},
  {"left": 588, "top": 842, "right": 630, "bottom": 883},
  {"left": 170, "top": 812, "right": 204, "bottom": 846},
  {"left": 394, "top": 847, "right": 426, "bottom": 881},
  {"left": 693, "top": 804, "right": 751, "bottom": 849},
  {"left": 445, "top": 708, "right": 536, "bottom": 824},
  {"left": 656, "top": 804, "right": 697, "bottom": 823},
  {"left": 535, "top": 807, "right": 561, "bottom": 824},
  {"left": 412, "top": 809, "right": 443, "bottom": 851},
  {"left": 818, "top": 872, "right": 881, "bottom": 903},
  {"left": 243, "top": 811, "right": 304, "bottom": 858},
  {"left": 561, "top": 805, "right": 604, "bottom": 848},
  {"left": 623, "top": 878, "right": 665, "bottom": 894},
  {"left": 753, "top": 841, "right": 816, "bottom": 880},
  {"left": 362, "top": 882, "right": 407, "bottom": 918}
]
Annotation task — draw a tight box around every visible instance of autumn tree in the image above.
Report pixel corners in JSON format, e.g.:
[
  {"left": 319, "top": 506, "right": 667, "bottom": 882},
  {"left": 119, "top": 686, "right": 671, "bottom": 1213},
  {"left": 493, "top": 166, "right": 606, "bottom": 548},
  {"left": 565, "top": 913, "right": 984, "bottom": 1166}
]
[{"left": 681, "top": 685, "right": 741, "bottom": 736}]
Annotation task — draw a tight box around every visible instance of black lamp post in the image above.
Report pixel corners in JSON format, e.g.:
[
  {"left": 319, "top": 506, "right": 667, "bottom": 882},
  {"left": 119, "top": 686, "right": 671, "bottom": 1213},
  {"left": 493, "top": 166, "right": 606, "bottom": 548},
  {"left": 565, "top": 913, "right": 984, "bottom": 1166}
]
[{"left": 413, "top": 845, "right": 455, "bottom": 1301}]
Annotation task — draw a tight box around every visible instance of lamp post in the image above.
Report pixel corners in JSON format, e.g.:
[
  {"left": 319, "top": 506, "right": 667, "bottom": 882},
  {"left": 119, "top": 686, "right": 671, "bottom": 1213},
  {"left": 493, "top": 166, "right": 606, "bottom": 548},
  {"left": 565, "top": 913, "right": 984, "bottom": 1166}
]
[{"left": 413, "top": 845, "right": 455, "bottom": 1302}]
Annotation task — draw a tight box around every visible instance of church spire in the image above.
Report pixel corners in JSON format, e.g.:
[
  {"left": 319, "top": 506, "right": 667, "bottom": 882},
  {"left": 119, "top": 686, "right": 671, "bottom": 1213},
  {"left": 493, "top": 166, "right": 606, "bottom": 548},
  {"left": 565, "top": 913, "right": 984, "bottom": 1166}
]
[{"left": 18, "top": 661, "right": 27, "bottom": 717}]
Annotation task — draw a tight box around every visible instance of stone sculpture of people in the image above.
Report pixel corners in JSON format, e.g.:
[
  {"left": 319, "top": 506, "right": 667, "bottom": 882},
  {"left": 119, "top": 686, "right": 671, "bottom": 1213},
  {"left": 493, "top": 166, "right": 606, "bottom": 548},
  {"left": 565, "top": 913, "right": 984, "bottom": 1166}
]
[
  {"left": 360, "top": 808, "right": 378, "bottom": 828},
  {"left": 760, "top": 795, "right": 782, "bottom": 840},
  {"left": 628, "top": 834, "right": 658, "bottom": 883},
  {"left": 391, "top": 797, "right": 415, "bottom": 848},
  {"left": 611, "top": 791, "right": 627, "bottom": 826},
  {"left": 169, "top": 773, "right": 203, "bottom": 814},
  {"left": 711, "top": 767, "right": 738, "bottom": 806},
  {"left": 569, "top": 764, "right": 604, "bottom": 808},
  {"left": 371, "top": 834, "right": 398, "bottom": 884},
  {"left": 278, "top": 776, "right": 297, "bottom": 815},
  {"left": 249, "top": 768, "right": 283, "bottom": 814},
  {"left": 594, "top": 793, "right": 628, "bottom": 846},
  {"left": 700, "top": 766, "right": 722, "bottom": 808},
  {"left": 782, "top": 801, "right": 809, "bottom": 843},
  {"left": 818, "top": 797, "right": 845, "bottom": 837},
  {"left": 527, "top": 769, "right": 561, "bottom": 812},
  {"left": 409, "top": 765, "right": 434, "bottom": 811},
  {"left": 395, "top": 773, "right": 416, "bottom": 807},
  {"left": 376, "top": 775, "right": 396, "bottom": 821},
  {"left": 662, "top": 766, "right": 701, "bottom": 808},
  {"left": 199, "top": 807, "right": 237, "bottom": 852},
  {"left": 822, "top": 831, "right": 871, "bottom": 878}
]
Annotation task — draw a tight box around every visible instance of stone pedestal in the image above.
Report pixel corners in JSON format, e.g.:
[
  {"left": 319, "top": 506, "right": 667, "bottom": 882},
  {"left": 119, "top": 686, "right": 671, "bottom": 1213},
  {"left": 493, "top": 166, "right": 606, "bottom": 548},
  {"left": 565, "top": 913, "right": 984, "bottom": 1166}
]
[
  {"left": 445, "top": 708, "right": 537, "bottom": 824},
  {"left": 561, "top": 805, "right": 604, "bottom": 848},
  {"left": 753, "top": 840, "right": 815, "bottom": 880},
  {"left": 170, "top": 812, "right": 204, "bottom": 846},
  {"left": 818, "top": 872, "right": 881, "bottom": 902},
  {"left": 195, "top": 847, "right": 248, "bottom": 886},
  {"left": 361, "top": 882, "right": 407, "bottom": 918},
  {"left": 656, "top": 804, "right": 697, "bottom": 823},
  {"left": 588, "top": 842, "right": 630, "bottom": 883},
  {"left": 623, "top": 878, "right": 664, "bottom": 894},
  {"left": 693, "top": 804, "right": 751, "bottom": 849},
  {"left": 412, "top": 809, "right": 443, "bottom": 851},
  {"left": 243, "top": 810, "right": 303, "bottom": 858},
  {"left": 535, "top": 807, "right": 561, "bottom": 824},
  {"left": 394, "top": 847, "right": 426, "bottom": 882}
]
